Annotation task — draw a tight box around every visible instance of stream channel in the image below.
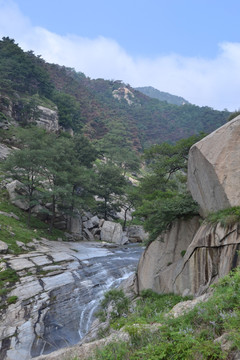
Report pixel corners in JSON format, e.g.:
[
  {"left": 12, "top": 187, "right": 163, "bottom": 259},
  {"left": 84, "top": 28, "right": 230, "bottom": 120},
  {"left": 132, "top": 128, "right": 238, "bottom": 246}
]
[{"left": 31, "top": 243, "right": 143, "bottom": 357}]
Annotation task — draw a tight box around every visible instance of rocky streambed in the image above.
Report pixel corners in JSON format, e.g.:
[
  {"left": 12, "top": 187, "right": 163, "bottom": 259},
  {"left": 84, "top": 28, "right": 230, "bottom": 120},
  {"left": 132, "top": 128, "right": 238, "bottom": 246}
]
[{"left": 0, "top": 238, "right": 143, "bottom": 360}]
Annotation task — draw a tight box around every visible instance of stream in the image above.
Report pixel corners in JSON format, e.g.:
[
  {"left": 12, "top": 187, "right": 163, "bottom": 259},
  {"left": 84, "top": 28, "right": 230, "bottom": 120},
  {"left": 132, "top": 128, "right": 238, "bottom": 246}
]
[{"left": 31, "top": 244, "right": 143, "bottom": 357}]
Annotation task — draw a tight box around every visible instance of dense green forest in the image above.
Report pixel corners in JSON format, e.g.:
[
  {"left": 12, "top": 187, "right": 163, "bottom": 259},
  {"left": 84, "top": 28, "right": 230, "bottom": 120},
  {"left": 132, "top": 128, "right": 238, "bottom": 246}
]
[
  {"left": 0, "top": 37, "right": 230, "bottom": 151},
  {"left": 0, "top": 36, "right": 233, "bottom": 240}
]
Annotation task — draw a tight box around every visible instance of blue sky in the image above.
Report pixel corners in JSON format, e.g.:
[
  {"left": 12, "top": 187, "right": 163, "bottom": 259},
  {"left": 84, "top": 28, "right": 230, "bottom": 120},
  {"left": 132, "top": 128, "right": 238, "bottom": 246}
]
[{"left": 0, "top": 0, "right": 240, "bottom": 110}]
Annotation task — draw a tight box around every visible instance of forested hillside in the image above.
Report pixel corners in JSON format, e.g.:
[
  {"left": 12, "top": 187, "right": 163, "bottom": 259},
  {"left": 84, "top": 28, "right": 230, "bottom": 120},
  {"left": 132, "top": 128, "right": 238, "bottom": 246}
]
[
  {"left": 0, "top": 37, "right": 230, "bottom": 151},
  {"left": 135, "top": 85, "right": 190, "bottom": 105}
]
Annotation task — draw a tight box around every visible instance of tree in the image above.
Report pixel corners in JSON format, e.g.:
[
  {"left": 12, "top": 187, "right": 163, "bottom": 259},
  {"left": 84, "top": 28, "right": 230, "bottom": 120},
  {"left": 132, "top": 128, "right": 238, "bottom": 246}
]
[
  {"left": 144, "top": 133, "right": 206, "bottom": 181},
  {"left": 51, "top": 91, "right": 84, "bottom": 131},
  {"left": 94, "top": 162, "right": 127, "bottom": 219},
  {"left": 3, "top": 127, "right": 49, "bottom": 225},
  {"left": 97, "top": 125, "right": 141, "bottom": 175},
  {"left": 133, "top": 134, "right": 204, "bottom": 242},
  {"left": 40, "top": 133, "right": 98, "bottom": 233}
]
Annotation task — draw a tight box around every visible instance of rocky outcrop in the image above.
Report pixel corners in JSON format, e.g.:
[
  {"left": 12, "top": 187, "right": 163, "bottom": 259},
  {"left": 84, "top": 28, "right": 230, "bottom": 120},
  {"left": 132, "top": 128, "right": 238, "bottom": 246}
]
[
  {"left": 0, "top": 144, "right": 12, "bottom": 160},
  {"left": 173, "top": 222, "right": 240, "bottom": 296},
  {"left": 137, "top": 216, "right": 201, "bottom": 294},
  {"left": 188, "top": 115, "right": 240, "bottom": 216},
  {"left": 0, "top": 95, "right": 59, "bottom": 133},
  {"left": 136, "top": 218, "right": 240, "bottom": 297},
  {"left": 36, "top": 106, "right": 59, "bottom": 132}
]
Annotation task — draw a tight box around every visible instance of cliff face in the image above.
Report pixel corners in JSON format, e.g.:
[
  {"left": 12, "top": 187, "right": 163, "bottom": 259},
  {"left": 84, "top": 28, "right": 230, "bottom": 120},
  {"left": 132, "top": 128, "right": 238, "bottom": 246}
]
[
  {"left": 137, "top": 217, "right": 201, "bottom": 294},
  {"left": 0, "top": 95, "right": 59, "bottom": 132},
  {"left": 136, "top": 115, "right": 240, "bottom": 297}
]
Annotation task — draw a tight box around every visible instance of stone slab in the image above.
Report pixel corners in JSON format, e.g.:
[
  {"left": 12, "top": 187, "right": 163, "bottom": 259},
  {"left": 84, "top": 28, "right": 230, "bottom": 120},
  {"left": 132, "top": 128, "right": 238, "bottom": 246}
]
[{"left": 9, "top": 258, "right": 35, "bottom": 271}]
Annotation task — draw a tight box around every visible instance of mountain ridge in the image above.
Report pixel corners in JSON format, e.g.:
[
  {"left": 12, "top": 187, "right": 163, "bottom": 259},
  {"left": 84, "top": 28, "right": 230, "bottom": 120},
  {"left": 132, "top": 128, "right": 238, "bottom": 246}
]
[
  {"left": 135, "top": 85, "right": 190, "bottom": 106},
  {"left": 0, "top": 37, "right": 230, "bottom": 150}
]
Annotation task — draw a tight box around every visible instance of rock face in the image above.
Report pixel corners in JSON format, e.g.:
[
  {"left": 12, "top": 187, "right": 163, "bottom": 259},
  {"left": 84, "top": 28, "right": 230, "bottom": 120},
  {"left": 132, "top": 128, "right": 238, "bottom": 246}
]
[
  {"left": 137, "top": 217, "right": 201, "bottom": 294},
  {"left": 173, "top": 222, "right": 240, "bottom": 296},
  {"left": 188, "top": 115, "right": 240, "bottom": 216},
  {"left": 137, "top": 219, "right": 240, "bottom": 297},
  {"left": 36, "top": 106, "right": 59, "bottom": 132},
  {"left": 0, "top": 144, "right": 11, "bottom": 160}
]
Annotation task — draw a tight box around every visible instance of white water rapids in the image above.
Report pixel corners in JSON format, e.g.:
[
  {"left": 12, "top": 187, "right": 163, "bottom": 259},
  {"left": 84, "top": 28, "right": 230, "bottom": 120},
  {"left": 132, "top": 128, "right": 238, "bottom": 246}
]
[{"left": 31, "top": 244, "right": 143, "bottom": 357}]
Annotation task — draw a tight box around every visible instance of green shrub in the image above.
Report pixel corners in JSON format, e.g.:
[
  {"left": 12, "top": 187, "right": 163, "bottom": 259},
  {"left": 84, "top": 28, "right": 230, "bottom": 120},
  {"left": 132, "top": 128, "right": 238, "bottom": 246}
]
[
  {"left": 6, "top": 295, "right": 18, "bottom": 304},
  {"left": 0, "top": 268, "right": 18, "bottom": 283},
  {"left": 97, "top": 289, "right": 130, "bottom": 322},
  {"left": 0, "top": 288, "right": 8, "bottom": 296},
  {"left": 206, "top": 206, "right": 240, "bottom": 227}
]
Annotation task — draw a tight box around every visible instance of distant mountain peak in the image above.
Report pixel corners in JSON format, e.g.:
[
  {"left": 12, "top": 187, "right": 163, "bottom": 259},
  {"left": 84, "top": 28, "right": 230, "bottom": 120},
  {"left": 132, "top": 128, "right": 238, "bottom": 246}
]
[{"left": 135, "top": 86, "right": 189, "bottom": 106}]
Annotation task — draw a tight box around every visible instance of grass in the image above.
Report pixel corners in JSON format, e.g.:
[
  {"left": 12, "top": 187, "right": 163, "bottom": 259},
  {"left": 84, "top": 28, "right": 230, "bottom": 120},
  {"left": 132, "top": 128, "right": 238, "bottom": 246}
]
[
  {"left": 0, "top": 268, "right": 19, "bottom": 283},
  {"left": 206, "top": 206, "right": 240, "bottom": 227},
  {"left": 6, "top": 295, "right": 18, "bottom": 304},
  {"left": 82, "top": 267, "right": 240, "bottom": 360},
  {"left": 0, "top": 268, "right": 19, "bottom": 308},
  {"left": 0, "top": 188, "right": 67, "bottom": 254}
]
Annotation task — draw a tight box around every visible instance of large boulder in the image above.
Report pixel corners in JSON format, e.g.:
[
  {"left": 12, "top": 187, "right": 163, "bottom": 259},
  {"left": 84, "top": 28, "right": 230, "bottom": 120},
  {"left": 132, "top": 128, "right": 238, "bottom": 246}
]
[
  {"left": 127, "top": 225, "right": 148, "bottom": 243},
  {"left": 0, "top": 143, "right": 11, "bottom": 160},
  {"left": 136, "top": 216, "right": 201, "bottom": 294},
  {"left": 100, "top": 221, "right": 124, "bottom": 245},
  {"left": 188, "top": 115, "right": 240, "bottom": 216}
]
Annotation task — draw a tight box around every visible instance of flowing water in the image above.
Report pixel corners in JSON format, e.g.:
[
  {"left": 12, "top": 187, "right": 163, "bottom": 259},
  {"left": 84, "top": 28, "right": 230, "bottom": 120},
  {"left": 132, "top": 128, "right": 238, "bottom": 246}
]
[{"left": 31, "top": 244, "right": 143, "bottom": 357}]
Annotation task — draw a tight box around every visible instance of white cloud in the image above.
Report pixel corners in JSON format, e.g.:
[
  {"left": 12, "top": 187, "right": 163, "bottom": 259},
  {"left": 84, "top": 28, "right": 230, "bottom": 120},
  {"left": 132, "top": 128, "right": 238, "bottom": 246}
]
[{"left": 0, "top": 0, "right": 240, "bottom": 111}]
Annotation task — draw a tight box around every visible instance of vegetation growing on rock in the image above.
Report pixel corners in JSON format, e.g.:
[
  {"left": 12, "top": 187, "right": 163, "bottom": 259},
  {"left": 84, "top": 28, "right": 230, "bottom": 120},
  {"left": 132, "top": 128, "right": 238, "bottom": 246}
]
[{"left": 87, "top": 268, "right": 240, "bottom": 360}]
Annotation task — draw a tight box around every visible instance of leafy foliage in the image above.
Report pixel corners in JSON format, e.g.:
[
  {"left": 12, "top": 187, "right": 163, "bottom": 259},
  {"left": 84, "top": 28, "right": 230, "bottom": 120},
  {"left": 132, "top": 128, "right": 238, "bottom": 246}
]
[
  {"left": 3, "top": 127, "right": 98, "bottom": 231},
  {"left": 0, "top": 37, "right": 53, "bottom": 97},
  {"left": 0, "top": 187, "right": 68, "bottom": 252},
  {"left": 227, "top": 111, "right": 240, "bottom": 122},
  {"left": 97, "top": 289, "right": 130, "bottom": 322},
  {"left": 94, "top": 162, "right": 127, "bottom": 219},
  {"left": 136, "top": 192, "right": 199, "bottom": 243},
  {"left": 134, "top": 135, "right": 202, "bottom": 242}
]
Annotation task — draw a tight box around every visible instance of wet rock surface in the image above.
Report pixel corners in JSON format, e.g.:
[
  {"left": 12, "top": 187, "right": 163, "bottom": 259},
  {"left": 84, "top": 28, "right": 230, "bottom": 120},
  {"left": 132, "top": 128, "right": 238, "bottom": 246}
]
[{"left": 0, "top": 238, "right": 143, "bottom": 360}]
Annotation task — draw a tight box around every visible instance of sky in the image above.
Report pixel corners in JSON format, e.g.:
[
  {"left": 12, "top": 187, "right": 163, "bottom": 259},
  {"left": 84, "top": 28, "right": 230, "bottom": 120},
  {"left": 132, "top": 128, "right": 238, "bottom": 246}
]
[{"left": 0, "top": 0, "right": 240, "bottom": 111}]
